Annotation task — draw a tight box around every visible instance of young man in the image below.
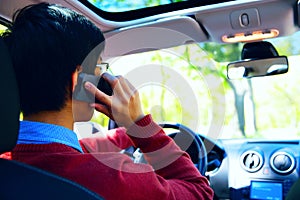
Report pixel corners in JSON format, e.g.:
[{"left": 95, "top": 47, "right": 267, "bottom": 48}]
[{"left": 2, "top": 3, "right": 213, "bottom": 200}]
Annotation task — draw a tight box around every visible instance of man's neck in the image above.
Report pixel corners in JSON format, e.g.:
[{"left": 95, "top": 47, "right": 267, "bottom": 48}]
[{"left": 23, "top": 101, "right": 74, "bottom": 130}]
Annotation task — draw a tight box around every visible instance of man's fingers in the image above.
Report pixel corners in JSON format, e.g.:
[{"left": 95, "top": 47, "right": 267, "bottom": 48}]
[
  {"left": 101, "top": 73, "right": 137, "bottom": 95},
  {"left": 124, "top": 78, "right": 138, "bottom": 94},
  {"left": 84, "top": 81, "right": 110, "bottom": 105},
  {"left": 90, "top": 103, "right": 113, "bottom": 119},
  {"left": 101, "top": 73, "right": 119, "bottom": 88}
]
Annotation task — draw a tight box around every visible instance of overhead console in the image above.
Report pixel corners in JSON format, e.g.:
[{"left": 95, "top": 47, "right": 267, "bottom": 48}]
[{"left": 194, "top": 0, "right": 298, "bottom": 43}]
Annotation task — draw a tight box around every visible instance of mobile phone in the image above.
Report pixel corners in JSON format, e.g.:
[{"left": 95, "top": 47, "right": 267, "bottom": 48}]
[{"left": 73, "top": 73, "right": 113, "bottom": 103}]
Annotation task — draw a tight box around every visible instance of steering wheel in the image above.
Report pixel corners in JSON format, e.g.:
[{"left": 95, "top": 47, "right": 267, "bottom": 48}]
[{"left": 109, "top": 120, "right": 207, "bottom": 175}]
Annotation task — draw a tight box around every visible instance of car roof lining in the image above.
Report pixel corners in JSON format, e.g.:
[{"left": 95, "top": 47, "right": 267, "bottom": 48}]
[{"left": 0, "top": 0, "right": 299, "bottom": 58}]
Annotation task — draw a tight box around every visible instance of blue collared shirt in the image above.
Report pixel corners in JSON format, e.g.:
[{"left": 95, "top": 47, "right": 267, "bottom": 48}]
[{"left": 17, "top": 120, "right": 83, "bottom": 153}]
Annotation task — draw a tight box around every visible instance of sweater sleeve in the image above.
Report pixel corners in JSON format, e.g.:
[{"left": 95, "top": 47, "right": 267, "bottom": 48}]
[
  {"left": 124, "top": 114, "right": 214, "bottom": 200},
  {"left": 79, "top": 115, "right": 213, "bottom": 199}
]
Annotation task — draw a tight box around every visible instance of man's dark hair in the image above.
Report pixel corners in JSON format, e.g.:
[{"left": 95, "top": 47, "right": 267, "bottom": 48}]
[{"left": 3, "top": 3, "right": 105, "bottom": 116}]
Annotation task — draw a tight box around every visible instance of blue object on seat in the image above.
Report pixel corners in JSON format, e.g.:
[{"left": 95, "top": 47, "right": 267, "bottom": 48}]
[{"left": 0, "top": 38, "right": 104, "bottom": 200}]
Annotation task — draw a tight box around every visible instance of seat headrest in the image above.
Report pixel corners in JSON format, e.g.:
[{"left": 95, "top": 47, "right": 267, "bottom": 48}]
[{"left": 0, "top": 37, "right": 20, "bottom": 153}]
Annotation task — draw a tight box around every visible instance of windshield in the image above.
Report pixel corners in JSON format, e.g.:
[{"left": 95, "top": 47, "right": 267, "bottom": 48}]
[{"left": 93, "top": 33, "right": 300, "bottom": 140}]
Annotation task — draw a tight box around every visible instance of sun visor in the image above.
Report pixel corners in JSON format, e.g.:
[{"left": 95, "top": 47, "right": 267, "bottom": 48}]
[{"left": 102, "top": 16, "right": 208, "bottom": 58}]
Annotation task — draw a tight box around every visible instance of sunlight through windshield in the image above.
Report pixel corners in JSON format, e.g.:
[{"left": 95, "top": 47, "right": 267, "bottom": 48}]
[{"left": 93, "top": 37, "right": 300, "bottom": 140}]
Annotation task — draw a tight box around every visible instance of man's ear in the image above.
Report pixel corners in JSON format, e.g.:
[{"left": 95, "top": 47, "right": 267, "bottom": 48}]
[{"left": 71, "top": 65, "right": 82, "bottom": 92}]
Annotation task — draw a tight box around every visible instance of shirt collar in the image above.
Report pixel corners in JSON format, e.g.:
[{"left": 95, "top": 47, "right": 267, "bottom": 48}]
[{"left": 18, "top": 120, "right": 83, "bottom": 153}]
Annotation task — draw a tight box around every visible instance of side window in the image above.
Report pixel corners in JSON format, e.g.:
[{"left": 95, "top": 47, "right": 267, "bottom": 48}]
[{"left": 0, "top": 24, "right": 8, "bottom": 35}]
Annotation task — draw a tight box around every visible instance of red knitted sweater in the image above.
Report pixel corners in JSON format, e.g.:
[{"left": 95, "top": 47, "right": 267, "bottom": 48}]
[{"left": 1, "top": 115, "right": 213, "bottom": 200}]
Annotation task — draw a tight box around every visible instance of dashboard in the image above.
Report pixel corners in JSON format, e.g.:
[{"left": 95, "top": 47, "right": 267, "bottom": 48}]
[{"left": 206, "top": 139, "right": 300, "bottom": 200}]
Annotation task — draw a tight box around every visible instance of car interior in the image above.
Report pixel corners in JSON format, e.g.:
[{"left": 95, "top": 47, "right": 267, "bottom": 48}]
[{"left": 1, "top": 0, "right": 300, "bottom": 199}]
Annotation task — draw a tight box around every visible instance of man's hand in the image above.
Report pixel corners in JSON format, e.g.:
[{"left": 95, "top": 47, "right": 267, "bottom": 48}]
[{"left": 84, "top": 73, "right": 145, "bottom": 128}]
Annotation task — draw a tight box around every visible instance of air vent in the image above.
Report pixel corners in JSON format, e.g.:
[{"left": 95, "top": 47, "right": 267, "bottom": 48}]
[
  {"left": 240, "top": 150, "right": 264, "bottom": 172},
  {"left": 270, "top": 151, "right": 295, "bottom": 174}
]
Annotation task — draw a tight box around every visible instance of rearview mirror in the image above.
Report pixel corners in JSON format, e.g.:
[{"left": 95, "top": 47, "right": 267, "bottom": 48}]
[{"left": 227, "top": 56, "right": 288, "bottom": 79}]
